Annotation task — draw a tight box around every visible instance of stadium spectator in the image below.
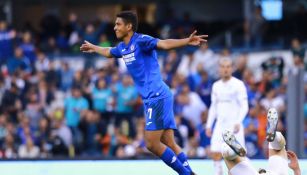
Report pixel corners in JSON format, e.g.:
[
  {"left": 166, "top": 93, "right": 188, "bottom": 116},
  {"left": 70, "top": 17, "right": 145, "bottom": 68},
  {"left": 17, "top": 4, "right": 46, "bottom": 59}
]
[
  {"left": 35, "top": 51, "right": 50, "bottom": 72},
  {"left": 79, "top": 110, "right": 107, "bottom": 156},
  {"left": 161, "top": 50, "right": 181, "bottom": 85},
  {"left": 196, "top": 69, "right": 213, "bottom": 107},
  {"left": 114, "top": 75, "right": 138, "bottom": 138},
  {"left": 260, "top": 84, "right": 285, "bottom": 114},
  {"left": 91, "top": 78, "right": 113, "bottom": 123},
  {"left": 176, "top": 83, "right": 207, "bottom": 129},
  {"left": 7, "top": 47, "right": 31, "bottom": 75},
  {"left": 261, "top": 56, "right": 284, "bottom": 88},
  {"left": 1, "top": 83, "right": 22, "bottom": 122},
  {"left": 98, "top": 34, "right": 111, "bottom": 47},
  {"left": 3, "top": 133, "right": 18, "bottom": 158},
  {"left": 35, "top": 117, "right": 51, "bottom": 156},
  {"left": 0, "top": 20, "right": 15, "bottom": 66},
  {"left": 64, "top": 86, "right": 89, "bottom": 149},
  {"left": 243, "top": 108, "right": 261, "bottom": 158},
  {"left": 45, "top": 61, "right": 60, "bottom": 88},
  {"left": 25, "top": 91, "right": 44, "bottom": 129},
  {"left": 19, "top": 31, "right": 36, "bottom": 64},
  {"left": 59, "top": 62, "right": 74, "bottom": 92},
  {"left": 50, "top": 112, "right": 72, "bottom": 156},
  {"left": 233, "top": 54, "right": 248, "bottom": 80},
  {"left": 18, "top": 136, "right": 40, "bottom": 158},
  {"left": 193, "top": 43, "right": 217, "bottom": 79}
]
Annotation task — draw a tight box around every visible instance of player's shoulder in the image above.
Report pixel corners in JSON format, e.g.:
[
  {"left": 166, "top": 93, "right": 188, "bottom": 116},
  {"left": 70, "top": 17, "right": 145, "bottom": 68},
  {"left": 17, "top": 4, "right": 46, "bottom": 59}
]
[
  {"left": 136, "top": 33, "right": 155, "bottom": 41},
  {"left": 212, "top": 80, "right": 222, "bottom": 90},
  {"left": 213, "top": 79, "right": 223, "bottom": 86},
  {"left": 231, "top": 77, "right": 244, "bottom": 84},
  {"left": 231, "top": 77, "right": 246, "bottom": 88},
  {"left": 113, "top": 41, "right": 125, "bottom": 49}
]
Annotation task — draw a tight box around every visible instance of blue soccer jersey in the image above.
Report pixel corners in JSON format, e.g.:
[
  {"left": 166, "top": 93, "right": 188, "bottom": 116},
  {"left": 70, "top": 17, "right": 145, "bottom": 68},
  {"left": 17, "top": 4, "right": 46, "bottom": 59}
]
[{"left": 110, "top": 33, "right": 172, "bottom": 102}]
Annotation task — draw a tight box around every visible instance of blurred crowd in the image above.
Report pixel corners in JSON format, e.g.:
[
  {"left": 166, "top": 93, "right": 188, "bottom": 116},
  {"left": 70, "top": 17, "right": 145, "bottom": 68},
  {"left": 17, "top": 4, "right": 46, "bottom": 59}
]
[{"left": 0, "top": 11, "right": 307, "bottom": 159}]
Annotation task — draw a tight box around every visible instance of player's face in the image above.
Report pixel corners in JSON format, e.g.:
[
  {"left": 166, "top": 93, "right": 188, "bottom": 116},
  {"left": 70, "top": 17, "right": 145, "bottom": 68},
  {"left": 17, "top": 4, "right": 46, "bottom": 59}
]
[
  {"left": 219, "top": 60, "right": 233, "bottom": 79},
  {"left": 114, "top": 18, "right": 130, "bottom": 40}
]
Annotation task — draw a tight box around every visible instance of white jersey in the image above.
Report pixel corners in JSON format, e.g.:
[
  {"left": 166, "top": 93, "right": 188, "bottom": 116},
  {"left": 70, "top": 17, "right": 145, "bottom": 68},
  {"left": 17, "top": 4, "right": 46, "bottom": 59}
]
[
  {"left": 230, "top": 156, "right": 289, "bottom": 175},
  {"left": 206, "top": 77, "right": 248, "bottom": 152},
  {"left": 206, "top": 77, "right": 248, "bottom": 129}
]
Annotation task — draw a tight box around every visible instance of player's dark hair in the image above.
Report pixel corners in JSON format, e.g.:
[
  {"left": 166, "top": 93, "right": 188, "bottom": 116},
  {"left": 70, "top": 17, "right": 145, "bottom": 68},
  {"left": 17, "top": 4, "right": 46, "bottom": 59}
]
[{"left": 116, "top": 11, "right": 138, "bottom": 32}]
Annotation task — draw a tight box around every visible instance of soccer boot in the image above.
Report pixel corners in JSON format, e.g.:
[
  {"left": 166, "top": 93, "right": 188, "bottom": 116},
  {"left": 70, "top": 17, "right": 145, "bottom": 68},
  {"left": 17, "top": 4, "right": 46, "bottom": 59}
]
[
  {"left": 222, "top": 130, "right": 246, "bottom": 157},
  {"left": 266, "top": 108, "right": 279, "bottom": 142}
]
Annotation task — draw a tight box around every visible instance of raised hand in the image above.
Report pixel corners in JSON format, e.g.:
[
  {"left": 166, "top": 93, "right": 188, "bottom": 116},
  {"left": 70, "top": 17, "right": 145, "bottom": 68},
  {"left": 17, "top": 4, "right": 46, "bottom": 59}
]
[
  {"left": 188, "top": 30, "right": 208, "bottom": 46},
  {"left": 80, "top": 40, "right": 96, "bottom": 53}
]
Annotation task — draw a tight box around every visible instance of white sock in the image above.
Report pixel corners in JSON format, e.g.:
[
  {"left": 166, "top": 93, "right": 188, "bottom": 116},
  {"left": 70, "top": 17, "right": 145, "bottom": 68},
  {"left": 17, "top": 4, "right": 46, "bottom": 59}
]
[
  {"left": 214, "top": 160, "right": 223, "bottom": 175},
  {"left": 268, "top": 132, "right": 285, "bottom": 150},
  {"left": 221, "top": 143, "right": 238, "bottom": 160}
]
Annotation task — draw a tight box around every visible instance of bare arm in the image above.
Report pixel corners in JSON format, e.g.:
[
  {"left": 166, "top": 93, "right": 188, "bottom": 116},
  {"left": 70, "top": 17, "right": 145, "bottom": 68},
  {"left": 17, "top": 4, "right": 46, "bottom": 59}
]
[
  {"left": 157, "top": 30, "right": 208, "bottom": 50},
  {"left": 237, "top": 82, "right": 249, "bottom": 123},
  {"left": 80, "top": 40, "right": 113, "bottom": 58},
  {"left": 205, "top": 85, "right": 217, "bottom": 137},
  {"left": 287, "top": 151, "right": 301, "bottom": 175}
]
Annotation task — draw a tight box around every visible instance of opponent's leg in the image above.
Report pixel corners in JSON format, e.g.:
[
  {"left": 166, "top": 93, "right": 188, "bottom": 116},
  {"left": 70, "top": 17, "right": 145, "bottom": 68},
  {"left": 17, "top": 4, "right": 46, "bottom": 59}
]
[
  {"left": 161, "top": 129, "right": 193, "bottom": 172},
  {"left": 145, "top": 130, "right": 191, "bottom": 175},
  {"left": 209, "top": 128, "right": 224, "bottom": 175},
  {"left": 266, "top": 108, "right": 287, "bottom": 158},
  {"left": 210, "top": 153, "right": 223, "bottom": 175},
  {"left": 221, "top": 132, "right": 258, "bottom": 175},
  {"left": 266, "top": 108, "right": 289, "bottom": 175}
]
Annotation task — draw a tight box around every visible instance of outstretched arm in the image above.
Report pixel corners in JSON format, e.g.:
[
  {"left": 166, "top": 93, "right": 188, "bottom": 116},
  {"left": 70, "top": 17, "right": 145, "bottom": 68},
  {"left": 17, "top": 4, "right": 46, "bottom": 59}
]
[
  {"left": 80, "top": 40, "right": 113, "bottom": 58},
  {"left": 287, "top": 151, "right": 301, "bottom": 175},
  {"left": 157, "top": 30, "right": 208, "bottom": 50}
]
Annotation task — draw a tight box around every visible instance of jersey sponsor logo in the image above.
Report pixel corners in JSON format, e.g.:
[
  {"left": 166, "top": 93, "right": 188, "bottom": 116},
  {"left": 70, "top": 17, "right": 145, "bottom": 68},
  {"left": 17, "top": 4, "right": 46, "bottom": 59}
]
[{"left": 122, "top": 52, "right": 136, "bottom": 65}]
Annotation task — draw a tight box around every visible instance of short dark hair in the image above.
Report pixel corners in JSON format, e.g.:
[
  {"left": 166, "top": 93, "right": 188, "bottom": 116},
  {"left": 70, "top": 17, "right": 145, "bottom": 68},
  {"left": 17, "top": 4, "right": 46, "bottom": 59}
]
[{"left": 116, "top": 11, "right": 138, "bottom": 32}]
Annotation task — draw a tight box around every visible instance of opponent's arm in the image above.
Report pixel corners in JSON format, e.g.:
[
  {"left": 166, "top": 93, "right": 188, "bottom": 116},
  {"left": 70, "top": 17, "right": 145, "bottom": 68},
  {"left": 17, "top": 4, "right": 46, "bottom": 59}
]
[
  {"left": 80, "top": 40, "right": 113, "bottom": 58},
  {"left": 206, "top": 84, "right": 217, "bottom": 136},
  {"left": 157, "top": 30, "right": 208, "bottom": 50},
  {"left": 233, "top": 82, "right": 248, "bottom": 133},
  {"left": 237, "top": 82, "right": 249, "bottom": 123},
  {"left": 287, "top": 151, "right": 301, "bottom": 175}
]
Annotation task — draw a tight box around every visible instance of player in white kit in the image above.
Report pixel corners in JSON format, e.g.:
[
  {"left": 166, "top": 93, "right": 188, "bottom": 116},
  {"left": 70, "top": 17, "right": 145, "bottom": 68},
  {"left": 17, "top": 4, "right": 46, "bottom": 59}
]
[
  {"left": 206, "top": 58, "right": 248, "bottom": 175},
  {"left": 221, "top": 108, "right": 301, "bottom": 175}
]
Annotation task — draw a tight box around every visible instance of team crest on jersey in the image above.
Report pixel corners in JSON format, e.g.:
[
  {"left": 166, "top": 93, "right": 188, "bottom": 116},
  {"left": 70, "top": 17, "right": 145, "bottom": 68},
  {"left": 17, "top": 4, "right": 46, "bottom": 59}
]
[{"left": 130, "top": 45, "right": 135, "bottom": 51}]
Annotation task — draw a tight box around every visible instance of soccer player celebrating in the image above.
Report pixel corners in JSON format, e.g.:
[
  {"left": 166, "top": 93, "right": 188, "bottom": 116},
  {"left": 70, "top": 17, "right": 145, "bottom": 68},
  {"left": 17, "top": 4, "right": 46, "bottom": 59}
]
[
  {"left": 80, "top": 11, "right": 207, "bottom": 175},
  {"left": 221, "top": 108, "right": 301, "bottom": 175},
  {"left": 205, "top": 58, "right": 248, "bottom": 175}
]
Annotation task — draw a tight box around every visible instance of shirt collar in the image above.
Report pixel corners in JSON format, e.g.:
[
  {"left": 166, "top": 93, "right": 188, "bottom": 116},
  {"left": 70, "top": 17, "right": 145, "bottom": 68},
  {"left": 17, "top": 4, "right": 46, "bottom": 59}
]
[{"left": 123, "top": 32, "right": 138, "bottom": 48}]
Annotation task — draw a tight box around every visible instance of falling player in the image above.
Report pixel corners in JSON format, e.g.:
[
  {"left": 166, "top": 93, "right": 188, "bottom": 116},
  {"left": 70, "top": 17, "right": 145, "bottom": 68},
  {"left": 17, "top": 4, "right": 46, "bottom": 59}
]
[
  {"left": 221, "top": 108, "right": 301, "bottom": 175},
  {"left": 80, "top": 11, "right": 208, "bottom": 175},
  {"left": 205, "top": 58, "right": 248, "bottom": 175}
]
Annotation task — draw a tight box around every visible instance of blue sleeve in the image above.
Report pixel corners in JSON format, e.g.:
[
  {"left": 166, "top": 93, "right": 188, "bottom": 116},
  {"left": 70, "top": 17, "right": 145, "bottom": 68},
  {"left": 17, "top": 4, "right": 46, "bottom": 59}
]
[
  {"left": 138, "top": 34, "right": 158, "bottom": 52},
  {"left": 110, "top": 46, "right": 122, "bottom": 58}
]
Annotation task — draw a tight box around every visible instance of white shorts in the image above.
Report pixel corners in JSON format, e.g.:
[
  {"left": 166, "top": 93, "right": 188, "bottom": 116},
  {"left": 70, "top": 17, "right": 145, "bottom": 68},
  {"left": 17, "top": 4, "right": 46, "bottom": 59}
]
[
  {"left": 230, "top": 160, "right": 259, "bottom": 175},
  {"left": 267, "top": 155, "right": 289, "bottom": 175},
  {"left": 210, "top": 124, "right": 245, "bottom": 152}
]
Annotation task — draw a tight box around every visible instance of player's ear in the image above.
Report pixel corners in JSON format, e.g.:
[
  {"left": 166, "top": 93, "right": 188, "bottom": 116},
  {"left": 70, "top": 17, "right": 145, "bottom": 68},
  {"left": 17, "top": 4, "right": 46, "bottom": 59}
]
[{"left": 127, "top": 23, "right": 132, "bottom": 30}]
